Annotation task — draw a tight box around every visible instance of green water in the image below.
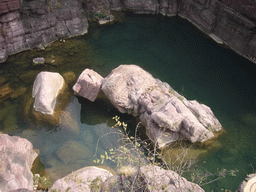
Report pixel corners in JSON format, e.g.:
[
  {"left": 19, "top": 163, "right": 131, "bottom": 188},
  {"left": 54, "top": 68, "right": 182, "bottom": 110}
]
[{"left": 0, "top": 13, "right": 255, "bottom": 191}]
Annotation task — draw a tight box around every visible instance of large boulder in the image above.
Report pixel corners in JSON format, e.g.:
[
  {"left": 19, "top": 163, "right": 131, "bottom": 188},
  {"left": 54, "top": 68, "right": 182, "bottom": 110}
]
[
  {"left": 32, "top": 71, "right": 64, "bottom": 115},
  {"left": 102, "top": 165, "right": 204, "bottom": 192},
  {"left": 49, "top": 166, "right": 113, "bottom": 192},
  {"left": 237, "top": 174, "right": 256, "bottom": 192},
  {"left": 0, "top": 134, "right": 38, "bottom": 191},
  {"left": 73, "top": 68, "right": 104, "bottom": 102},
  {"left": 101, "top": 65, "right": 222, "bottom": 147}
]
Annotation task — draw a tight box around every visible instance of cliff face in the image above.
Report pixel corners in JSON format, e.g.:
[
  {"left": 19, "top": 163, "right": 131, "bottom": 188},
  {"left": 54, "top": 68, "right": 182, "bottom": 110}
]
[
  {"left": 0, "top": 0, "right": 255, "bottom": 63},
  {"left": 0, "top": 0, "right": 88, "bottom": 62},
  {"left": 108, "top": 0, "right": 256, "bottom": 63}
]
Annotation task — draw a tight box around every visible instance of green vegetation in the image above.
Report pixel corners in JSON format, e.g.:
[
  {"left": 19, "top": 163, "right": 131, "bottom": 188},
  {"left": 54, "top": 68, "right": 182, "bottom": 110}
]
[{"left": 92, "top": 116, "right": 239, "bottom": 191}]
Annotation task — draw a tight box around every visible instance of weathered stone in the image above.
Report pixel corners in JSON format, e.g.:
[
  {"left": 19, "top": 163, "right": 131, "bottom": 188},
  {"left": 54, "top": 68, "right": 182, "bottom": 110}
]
[
  {"left": 32, "top": 57, "right": 45, "bottom": 65},
  {"left": 237, "top": 174, "right": 256, "bottom": 192},
  {"left": 62, "top": 71, "right": 76, "bottom": 84},
  {"left": 32, "top": 71, "right": 64, "bottom": 115},
  {"left": 0, "top": 134, "right": 38, "bottom": 191},
  {"left": 73, "top": 68, "right": 103, "bottom": 102},
  {"left": 19, "top": 70, "right": 41, "bottom": 84},
  {"left": 139, "top": 165, "right": 204, "bottom": 192},
  {"left": 49, "top": 166, "right": 113, "bottom": 192},
  {"left": 102, "top": 65, "right": 221, "bottom": 147},
  {"left": 11, "top": 86, "right": 27, "bottom": 99},
  {"left": 0, "top": 82, "right": 14, "bottom": 103},
  {"left": 55, "top": 140, "right": 91, "bottom": 165},
  {"left": 102, "top": 165, "right": 204, "bottom": 192}
]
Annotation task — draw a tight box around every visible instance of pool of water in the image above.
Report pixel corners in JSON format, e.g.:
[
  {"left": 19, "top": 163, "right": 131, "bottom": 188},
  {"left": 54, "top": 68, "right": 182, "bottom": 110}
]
[{"left": 0, "top": 13, "right": 255, "bottom": 191}]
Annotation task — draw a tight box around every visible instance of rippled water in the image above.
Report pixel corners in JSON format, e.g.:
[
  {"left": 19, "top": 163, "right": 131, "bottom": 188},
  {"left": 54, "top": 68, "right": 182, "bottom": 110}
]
[{"left": 0, "top": 13, "right": 255, "bottom": 191}]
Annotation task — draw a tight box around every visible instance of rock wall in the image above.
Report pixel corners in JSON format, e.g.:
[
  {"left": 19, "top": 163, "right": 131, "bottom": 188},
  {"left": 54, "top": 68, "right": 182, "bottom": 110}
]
[
  {"left": 108, "top": 0, "right": 256, "bottom": 63},
  {"left": 0, "top": 0, "right": 255, "bottom": 64},
  {"left": 0, "top": 0, "right": 88, "bottom": 63}
]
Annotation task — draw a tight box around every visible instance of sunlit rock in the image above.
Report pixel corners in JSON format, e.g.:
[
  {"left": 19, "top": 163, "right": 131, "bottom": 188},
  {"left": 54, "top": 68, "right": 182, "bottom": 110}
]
[
  {"left": 237, "top": 174, "right": 256, "bottom": 192},
  {"left": 102, "top": 65, "right": 222, "bottom": 147},
  {"left": 32, "top": 57, "right": 45, "bottom": 65},
  {"left": 11, "top": 86, "right": 27, "bottom": 99},
  {"left": 73, "top": 68, "right": 103, "bottom": 102},
  {"left": 0, "top": 134, "right": 38, "bottom": 191},
  {"left": 139, "top": 165, "right": 204, "bottom": 192},
  {"left": 50, "top": 166, "right": 113, "bottom": 192},
  {"left": 32, "top": 71, "right": 64, "bottom": 115}
]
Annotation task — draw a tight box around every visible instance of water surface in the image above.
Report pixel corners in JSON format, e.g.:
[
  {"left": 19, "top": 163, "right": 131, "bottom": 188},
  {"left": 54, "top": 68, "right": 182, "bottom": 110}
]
[{"left": 0, "top": 13, "right": 255, "bottom": 191}]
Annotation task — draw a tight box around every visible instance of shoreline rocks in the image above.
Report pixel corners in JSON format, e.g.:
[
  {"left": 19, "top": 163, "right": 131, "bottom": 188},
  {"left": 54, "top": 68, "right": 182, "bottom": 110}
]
[
  {"left": 0, "top": 134, "right": 38, "bottom": 191},
  {"left": 0, "top": 0, "right": 256, "bottom": 65}
]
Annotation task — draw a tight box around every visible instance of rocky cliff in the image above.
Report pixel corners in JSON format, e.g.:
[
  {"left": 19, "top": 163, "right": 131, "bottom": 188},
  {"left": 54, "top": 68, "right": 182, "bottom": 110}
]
[
  {"left": 0, "top": 0, "right": 88, "bottom": 62},
  {"left": 0, "top": 0, "right": 255, "bottom": 64}
]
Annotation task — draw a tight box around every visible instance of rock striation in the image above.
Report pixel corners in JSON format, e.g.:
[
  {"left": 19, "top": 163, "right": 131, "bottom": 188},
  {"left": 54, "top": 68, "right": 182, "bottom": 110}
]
[
  {"left": 50, "top": 165, "right": 204, "bottom": 192},
  {"left": 0, "top": 0, "right": 255, "bottom": 64},
  {"left": 0, "top": 134, "right": 38, "bottom": 191},
  {"left": 108, "top": 0, "right": 256, "bottom": 63},
  {"left": 101, "top": 65, "right": 221, "bottom": 147},
  {"left": 73, "top": 68, "right": 103, "bottom": 102},
  {"left": 0, "top": 0, "right": 88, "bottom": 62}
]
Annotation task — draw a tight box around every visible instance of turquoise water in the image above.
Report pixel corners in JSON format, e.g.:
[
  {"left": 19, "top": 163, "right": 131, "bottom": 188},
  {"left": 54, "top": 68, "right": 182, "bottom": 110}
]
[{"left": 0, "top": 13, "right": 255, "bottom": 191}]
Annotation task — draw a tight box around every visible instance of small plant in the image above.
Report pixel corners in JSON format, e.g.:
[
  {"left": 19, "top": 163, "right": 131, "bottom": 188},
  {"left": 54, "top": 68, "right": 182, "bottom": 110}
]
[
  {"left": 33, "top": 173, "right": 52, "bottom": 190},
  {"left": 90, "top": 176, "right": 103, "bottom": 191}
]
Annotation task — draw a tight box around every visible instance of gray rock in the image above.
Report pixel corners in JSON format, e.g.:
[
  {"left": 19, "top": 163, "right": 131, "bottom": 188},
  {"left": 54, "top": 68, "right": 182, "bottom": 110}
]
[
  {"left": 102, "top": 165, "right": 204, "bottom": 192},
  {"left": 73, "top": 68, "right": 103, "bottom": 102},
  {"left": 237, "top": 174, "right": 256, "bottom": 192},
  {"left": 49, "top": 166, "right": 113, "bottom": 192},
  {"left": 102, "top": 65, "right": 221, "bottom": 147},
  {"left": 139, "top": 165, "right": 204, "bottom": 192},
  {"left": 0, "top": 134, "right": 38, "bottom": 191},
  {"left": 32, "top": 71, "right": 64, "bottom": 115},
  {"left": 32, "top": 57, "right": 45, "bottom": 65}
]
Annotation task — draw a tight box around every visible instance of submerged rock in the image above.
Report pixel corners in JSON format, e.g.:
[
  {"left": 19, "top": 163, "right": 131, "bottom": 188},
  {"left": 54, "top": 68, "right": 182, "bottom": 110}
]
[
  {"left": 0, "top": 134, "right": 38, "bottom": 191},
  {"left": 32, "top": 57, "right": 45, "bottom": 65},
  {"left": 101, "top": 65, "right": 222, "bottom": 147},
  {"left": 55, "top": 140, "right": 91, "bottom": 165}
]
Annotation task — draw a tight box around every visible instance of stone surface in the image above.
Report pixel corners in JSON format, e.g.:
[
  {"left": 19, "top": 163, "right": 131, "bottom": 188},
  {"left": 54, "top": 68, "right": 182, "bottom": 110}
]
[
  {"left": 59, "top": 96, "right": 81, "bottom": 135},
  {"left": 32, "top": 57, "right": 45, "bottom": 65},
  {"left": 237, "top": 174, "right": 256, "bottom": 192},
  {"left": 49, "top": 166, "right": 113, "bottom": 192},
  {"left": 0, "top": 134, "right": 38, "bottom": 191},
  {"left": 102, "top": 165, "right": 204, "bottom": 192},
  {"left": 62, "top": 71, "right": 76, "bottom": 84},
  {"left": 139, "top": 165, "right": 204, "bottom": 192},
  {"left": 102, "top": 65, "right": 222, "bottom": 147},
  {"left": 73, "top": 68, "right": 103, "bottom": 102},
  {"left": 55, "top": 140, "right": 91, "bottom": 165},
  {"left": 0, "top": 0, "right": 88, "bottom": 63},
  {"left": 32, "top": 71, "right": 64, "bottom": 115},
  {"left": 0, "top": 82, "right": 14, "bottom": 103}
]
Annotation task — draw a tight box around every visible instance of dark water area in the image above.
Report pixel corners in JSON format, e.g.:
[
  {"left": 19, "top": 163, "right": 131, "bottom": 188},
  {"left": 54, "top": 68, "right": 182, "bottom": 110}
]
[{"left": 0, "top": 13, "right": 256, "bottom": 191}]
